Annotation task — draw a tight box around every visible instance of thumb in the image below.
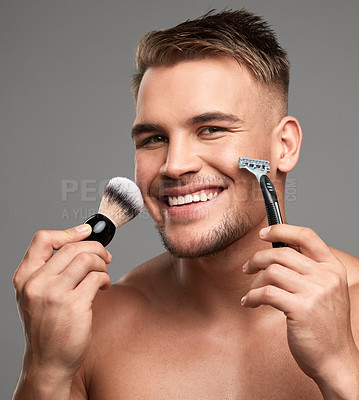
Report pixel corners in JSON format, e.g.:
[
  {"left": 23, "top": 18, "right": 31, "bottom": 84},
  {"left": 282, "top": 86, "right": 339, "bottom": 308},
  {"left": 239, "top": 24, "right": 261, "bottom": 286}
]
[
  {"left": 25, "top": 224, "right": 92, "bottom": 266},
  {"left": 48, "top": 224, "right": 93, "bottom": 250},
  {"left": 62, "top": 224, "right": 93, "bottom": 245}
]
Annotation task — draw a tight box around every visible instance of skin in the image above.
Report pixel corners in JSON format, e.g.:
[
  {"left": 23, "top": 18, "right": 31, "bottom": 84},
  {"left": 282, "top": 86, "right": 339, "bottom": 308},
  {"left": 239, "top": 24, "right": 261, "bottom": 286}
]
[{"left": 13, "top": 57, "right": 359, "bottom": 399}]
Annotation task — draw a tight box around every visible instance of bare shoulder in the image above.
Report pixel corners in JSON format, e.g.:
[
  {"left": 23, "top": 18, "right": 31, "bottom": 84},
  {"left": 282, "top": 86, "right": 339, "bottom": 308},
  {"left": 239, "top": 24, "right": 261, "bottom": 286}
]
[
  {"left": 73, "top": 252, "right": 174, "bottom": 396},
  {"left": 91, "top": 251, "right": 174, "bottom": 336}
]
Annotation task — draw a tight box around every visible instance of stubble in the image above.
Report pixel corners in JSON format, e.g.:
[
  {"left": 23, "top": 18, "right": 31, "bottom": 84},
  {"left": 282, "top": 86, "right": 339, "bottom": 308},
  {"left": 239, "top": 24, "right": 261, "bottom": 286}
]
[{"left": 156, "top": 209, "right": 251, "bottom": 258}]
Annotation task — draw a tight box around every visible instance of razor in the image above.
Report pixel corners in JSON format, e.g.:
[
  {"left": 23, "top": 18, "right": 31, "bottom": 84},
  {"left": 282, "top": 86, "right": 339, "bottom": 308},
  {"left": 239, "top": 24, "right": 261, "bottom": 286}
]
[{"left": 238, "top": 157, "right": 287, "bottom": 248}]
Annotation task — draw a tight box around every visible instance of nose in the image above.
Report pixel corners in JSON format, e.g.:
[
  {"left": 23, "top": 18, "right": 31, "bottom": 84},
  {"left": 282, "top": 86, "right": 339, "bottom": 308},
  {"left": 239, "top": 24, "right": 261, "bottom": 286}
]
[{"left": 159, "top": 135, "right": 202, "bottom": 179}]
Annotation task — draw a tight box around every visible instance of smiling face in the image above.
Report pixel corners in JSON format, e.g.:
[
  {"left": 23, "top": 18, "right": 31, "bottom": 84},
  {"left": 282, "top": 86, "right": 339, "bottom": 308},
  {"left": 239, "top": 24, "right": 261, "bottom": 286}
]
[{"left": 132, "top": 57, "right": 282, "bottom": 257}]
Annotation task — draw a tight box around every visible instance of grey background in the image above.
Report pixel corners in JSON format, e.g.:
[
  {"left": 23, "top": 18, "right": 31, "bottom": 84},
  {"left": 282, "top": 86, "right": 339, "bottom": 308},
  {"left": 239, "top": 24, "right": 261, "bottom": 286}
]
[{"left": 1, "top": 0, "right": 358, "bottom": 397}]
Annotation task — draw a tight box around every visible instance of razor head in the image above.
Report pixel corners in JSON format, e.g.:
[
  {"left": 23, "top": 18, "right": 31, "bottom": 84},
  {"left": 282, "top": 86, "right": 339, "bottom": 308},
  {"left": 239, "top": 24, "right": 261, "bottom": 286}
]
[
  {"left": 238, "top": 157, "right": 270, "bottom": 182},
  {"left": 238, "top": 157, "right": 270, "bottom": 173}
]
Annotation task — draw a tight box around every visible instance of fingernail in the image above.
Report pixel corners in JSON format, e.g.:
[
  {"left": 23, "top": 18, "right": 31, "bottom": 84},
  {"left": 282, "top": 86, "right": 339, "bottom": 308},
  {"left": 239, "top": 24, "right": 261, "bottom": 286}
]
[
  {"left": 107, "top": 251, "right": 112, "bottom": 262},
  {"left": 259, "top": 226, "right": 271, "bottom": 237},
  {"left": 75, "top": 224, "right": 92, "bottom": 233},
  {"left": 242, "top": 261, "right": 249, "bottom": 272},
  {"left": 241, "top": 295, "right": 247, "bottom": 306}
]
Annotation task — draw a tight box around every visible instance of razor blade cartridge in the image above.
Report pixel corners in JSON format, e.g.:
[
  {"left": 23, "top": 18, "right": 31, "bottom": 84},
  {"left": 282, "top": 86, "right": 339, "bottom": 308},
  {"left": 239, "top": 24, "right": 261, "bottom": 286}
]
[{"left": 238, "top": 157, "right": 270, "bottom": 173}]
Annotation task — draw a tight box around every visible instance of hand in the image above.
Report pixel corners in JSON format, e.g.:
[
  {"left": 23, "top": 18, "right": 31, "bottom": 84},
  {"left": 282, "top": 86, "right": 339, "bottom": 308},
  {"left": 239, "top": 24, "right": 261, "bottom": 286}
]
[
  {"left": 241, "top": 224, "right": 359, "bottom": 398},
  {"left": 13, "top": 225, "right": 112, "bottom": 390}
]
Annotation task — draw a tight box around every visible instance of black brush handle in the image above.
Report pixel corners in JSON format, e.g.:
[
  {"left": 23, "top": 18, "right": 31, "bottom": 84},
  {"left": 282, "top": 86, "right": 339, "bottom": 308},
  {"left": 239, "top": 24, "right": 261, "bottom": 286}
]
[
  {"left": 259, "top": 175, "right": 287, "bottom": 248},
  {"left": 83, "top": 213, "right": 116, "bottom": 247}
]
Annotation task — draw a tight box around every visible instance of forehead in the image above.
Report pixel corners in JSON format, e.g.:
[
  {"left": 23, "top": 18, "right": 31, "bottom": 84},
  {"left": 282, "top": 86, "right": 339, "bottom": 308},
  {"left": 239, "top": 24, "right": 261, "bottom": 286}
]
[{"left": 135, "top": 57, "right": 262, "bottom": 123}]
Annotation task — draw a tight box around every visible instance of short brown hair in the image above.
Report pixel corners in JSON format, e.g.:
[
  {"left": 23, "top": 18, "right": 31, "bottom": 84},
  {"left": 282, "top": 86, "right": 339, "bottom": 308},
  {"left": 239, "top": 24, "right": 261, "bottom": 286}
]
[{"left": 132, "top": 9, "right": 290, "bottom": 111}]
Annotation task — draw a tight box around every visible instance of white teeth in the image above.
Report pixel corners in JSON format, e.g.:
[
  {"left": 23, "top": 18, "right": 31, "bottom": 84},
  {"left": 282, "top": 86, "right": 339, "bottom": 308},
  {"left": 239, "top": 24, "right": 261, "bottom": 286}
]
[
  {"left": 184, "top": 194, "right": 192, "bottom": 204},
  {"left": 177, "top": 196, "right": 185, "bottom": 205},
  {"left": 168, "top": 192, "right": 219, "bottom": 207}
]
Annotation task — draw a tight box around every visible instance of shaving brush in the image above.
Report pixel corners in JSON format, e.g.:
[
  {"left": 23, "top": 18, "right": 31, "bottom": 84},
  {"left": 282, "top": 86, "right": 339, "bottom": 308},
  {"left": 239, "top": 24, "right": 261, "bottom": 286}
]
[{"left": 84, "top": 177, "right": 143, "bottom": 247}]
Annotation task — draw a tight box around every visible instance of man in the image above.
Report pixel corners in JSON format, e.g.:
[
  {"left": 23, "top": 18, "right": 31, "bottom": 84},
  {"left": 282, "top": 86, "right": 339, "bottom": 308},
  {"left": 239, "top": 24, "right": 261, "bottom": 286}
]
[{"left": 13, "top": 9, "right": 359, "bottom": 399}]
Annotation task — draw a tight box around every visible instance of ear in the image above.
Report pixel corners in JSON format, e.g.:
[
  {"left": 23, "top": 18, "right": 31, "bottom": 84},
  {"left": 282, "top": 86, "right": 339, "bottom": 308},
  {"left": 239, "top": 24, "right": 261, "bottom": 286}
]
[{"left": 274, "top": 116, "right": 303, "bottom": 173}]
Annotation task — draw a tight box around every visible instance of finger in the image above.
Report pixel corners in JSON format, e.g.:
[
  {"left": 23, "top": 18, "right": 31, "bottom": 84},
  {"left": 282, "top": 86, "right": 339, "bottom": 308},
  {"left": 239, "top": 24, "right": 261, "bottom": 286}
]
[
  {"left": 75, "top": 271, "right": 112, "bottom": 301},
  {"left": 250, "top": 264, "right": 305, "bottom": 294},
  {"left": 59, "top": 252, "right": 110, "bottom": 290},
  {"left": 243, "top": 246, "right": 314, "bottom": 275},
  {"left": 14, "top": 225, "right": 107, "bottom": 292},
  {"left": 259, "top": 225, "right": 334, "bottom": 262},
  {"left": 241, "top": 285, "right": 297, "bottom": 314},
  {"left": 43, "top": 240, "right": 112, "bottom": 275},
  {"left": 23, "top": 225, "right": 93, "bottom": 268}
]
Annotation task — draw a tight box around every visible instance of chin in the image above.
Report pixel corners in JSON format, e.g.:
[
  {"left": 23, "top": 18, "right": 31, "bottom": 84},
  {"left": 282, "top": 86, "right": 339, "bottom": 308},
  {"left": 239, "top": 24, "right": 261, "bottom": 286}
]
[{"left": 156, "top": 211, "right": 251, "bottom": 259}]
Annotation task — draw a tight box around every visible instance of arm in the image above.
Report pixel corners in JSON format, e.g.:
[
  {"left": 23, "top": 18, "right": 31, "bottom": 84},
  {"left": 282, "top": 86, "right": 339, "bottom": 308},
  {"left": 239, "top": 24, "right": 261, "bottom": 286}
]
[
  {"left": 13, "top": 225, "right": 112, "bottom": 400},
  {"left": 241, "top": 224, "right": 359, "bottom": 400}
]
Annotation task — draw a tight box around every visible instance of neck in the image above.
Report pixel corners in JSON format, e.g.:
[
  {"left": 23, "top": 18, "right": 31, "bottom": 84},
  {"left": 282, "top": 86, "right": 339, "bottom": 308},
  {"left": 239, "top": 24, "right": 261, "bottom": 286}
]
[{"left": 169, "top": 217, "right": 275, "bottom": 318}]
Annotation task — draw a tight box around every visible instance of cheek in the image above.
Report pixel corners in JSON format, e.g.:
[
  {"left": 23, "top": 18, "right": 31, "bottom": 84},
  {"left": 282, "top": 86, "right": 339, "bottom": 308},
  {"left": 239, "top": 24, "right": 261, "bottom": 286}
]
[
  {"left": 134, "top": 154, "right": 152, "bottom": 193},
  {"left": 213, "top": 145, "right": 240, "bottom": 176},
  {"left": 208, "top": 141, "right": 267, "bottom": 205},
  {"left": 206, "top": 133, "right": 271, "bottom": 173},
  {"left": 207, "top": 139, "right": 245, "bottom": 177},
  {"left": 134, "top": 151, "right": 166, "bottom": 196}
]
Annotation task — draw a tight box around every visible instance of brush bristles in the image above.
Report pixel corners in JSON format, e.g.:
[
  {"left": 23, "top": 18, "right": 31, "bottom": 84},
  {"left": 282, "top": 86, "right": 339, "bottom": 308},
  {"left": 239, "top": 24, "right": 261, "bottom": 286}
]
[{"left": 98, "top": 177, "right": 144, "bottom": 228}]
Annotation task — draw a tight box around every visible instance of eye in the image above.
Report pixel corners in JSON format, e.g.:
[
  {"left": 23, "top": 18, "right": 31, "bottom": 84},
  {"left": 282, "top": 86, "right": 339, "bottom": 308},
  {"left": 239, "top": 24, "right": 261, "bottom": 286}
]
[
  {"left": 137, "top": 134, "right": 169, "bottom": 148},
  {"left": 199, "top": 126, "right": 227, "bottom": 136}
]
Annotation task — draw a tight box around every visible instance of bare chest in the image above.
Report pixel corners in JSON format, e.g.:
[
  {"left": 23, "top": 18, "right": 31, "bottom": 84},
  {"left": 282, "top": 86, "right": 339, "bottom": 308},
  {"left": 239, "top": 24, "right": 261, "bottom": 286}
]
[{"left": 87, "top": 317, "right": 322, "bottom": 400}]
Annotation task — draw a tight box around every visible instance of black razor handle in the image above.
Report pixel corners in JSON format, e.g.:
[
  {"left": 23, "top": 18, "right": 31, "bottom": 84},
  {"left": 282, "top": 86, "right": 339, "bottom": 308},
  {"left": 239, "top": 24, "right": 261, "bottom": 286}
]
[
  {"left": 259, "top": 175, "right": 287, "bottom": 248},
  {"left": 83, "top": 213, "right": 116, "bottom": 247}
]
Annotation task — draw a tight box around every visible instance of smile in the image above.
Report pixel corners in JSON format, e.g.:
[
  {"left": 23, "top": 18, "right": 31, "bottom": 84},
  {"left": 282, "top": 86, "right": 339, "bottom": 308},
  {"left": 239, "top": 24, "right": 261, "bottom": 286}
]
[{"left": 168, "top": 191, "right": 219, "bottom": 206}]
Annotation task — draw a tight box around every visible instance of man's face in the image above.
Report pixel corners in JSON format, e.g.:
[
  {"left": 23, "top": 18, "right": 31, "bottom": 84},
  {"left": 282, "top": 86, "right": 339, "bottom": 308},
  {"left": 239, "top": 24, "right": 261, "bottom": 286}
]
[{"left": 132, "top": 57, "right": 277, "bottom": 257}]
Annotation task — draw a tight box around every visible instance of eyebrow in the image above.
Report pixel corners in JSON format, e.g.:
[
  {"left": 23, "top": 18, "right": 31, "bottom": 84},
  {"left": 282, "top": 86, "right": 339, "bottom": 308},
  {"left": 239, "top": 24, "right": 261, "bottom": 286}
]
[
  {"left": 189, "top": 112, "right": 244, "bottom": 126},
  {"left": 131, "top": 123, "right": 167, "bottom": 140},
  {"left": 131, "top": 112, "right": 244, "bottom": 139}
]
